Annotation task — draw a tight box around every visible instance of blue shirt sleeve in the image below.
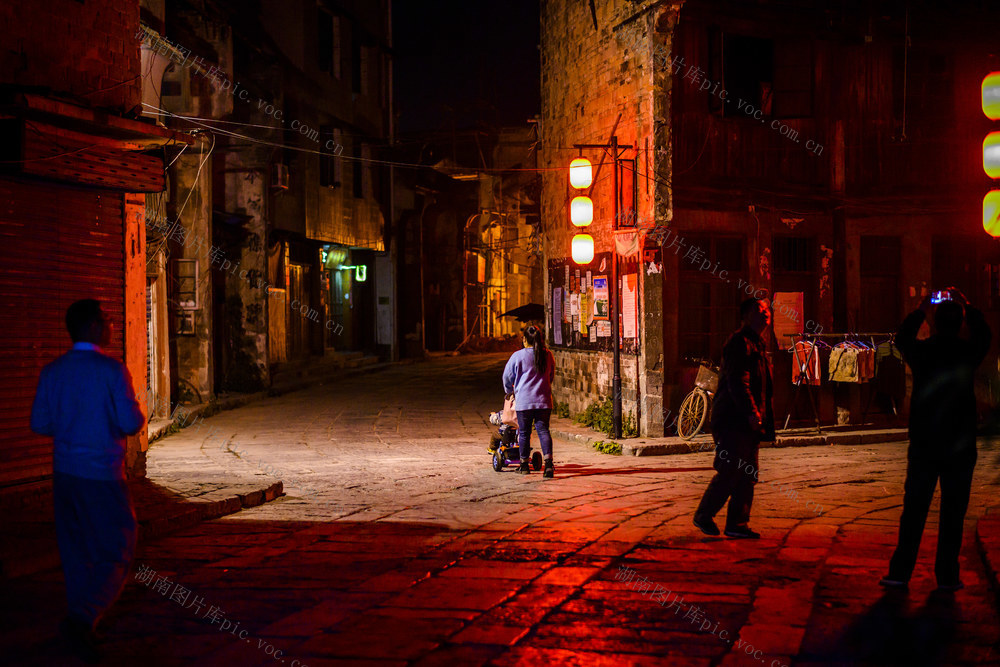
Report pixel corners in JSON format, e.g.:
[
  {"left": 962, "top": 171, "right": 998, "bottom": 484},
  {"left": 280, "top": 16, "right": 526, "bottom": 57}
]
[
  {"left": 112, "top": 366, "right": 146, "bottom": 436},
  {"left": 502, "top": 353, "right": 518, "bottom": 395},
  {"left": 29, "top": 366, "right": 53, "bottom": 435}
]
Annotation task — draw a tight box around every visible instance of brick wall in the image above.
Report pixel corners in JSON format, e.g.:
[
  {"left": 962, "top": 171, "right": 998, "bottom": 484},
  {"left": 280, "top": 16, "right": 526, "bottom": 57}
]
[
  {"left": 552, "top": 348, "right": 642, "bottom": 427},
  {"left": 0, "top": 0, "right": 141, "bottom": 113},
  {"left": 540, "top": 0, "right": 679, "bottom": 436}
]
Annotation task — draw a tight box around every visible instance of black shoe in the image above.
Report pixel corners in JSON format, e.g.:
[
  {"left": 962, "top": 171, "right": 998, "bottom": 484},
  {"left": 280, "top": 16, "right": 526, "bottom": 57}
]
[
  {"left": 517, "top": 461, "right": 530, "bottom": 474},
  {"left": 879, "top": 576, "right": 909, "bottom": 589},
  {"left": 724, "top": 525, "right": 760, "bottom": 539},
  {"left": 543, "top": 460, "right": 554, "bottom": 478},
  {"left": 693, "top": 514, "right": 720, "bottom": 536}
]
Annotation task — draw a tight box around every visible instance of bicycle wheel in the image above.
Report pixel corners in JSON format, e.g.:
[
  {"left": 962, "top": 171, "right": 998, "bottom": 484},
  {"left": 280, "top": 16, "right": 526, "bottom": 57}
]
[{"left": 677, "top": 389, "right": 709, "bottom": 440}]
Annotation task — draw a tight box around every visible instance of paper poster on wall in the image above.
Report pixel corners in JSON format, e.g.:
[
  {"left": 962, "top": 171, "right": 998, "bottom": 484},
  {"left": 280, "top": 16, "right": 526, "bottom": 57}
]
[
  {"left": 772, "top": 291, "right": 804, "bottom": 340},
  {"left": 596, "top": 320, "right": 612, "bottom": 337},
  {"left": 622, "top": 273, "right": 637, "bottom": 339},
  {"left": 592, "top": 276, "right": 609, "bottom": 320},
  {"left": 589, "top": 327, "right": 597, "bottom": 343},
  {"left": 552, "top": 288, "right": 563, "bottom": 345},
  {"left": 547, "top": 252, "right": 613, "bottom": 351}
]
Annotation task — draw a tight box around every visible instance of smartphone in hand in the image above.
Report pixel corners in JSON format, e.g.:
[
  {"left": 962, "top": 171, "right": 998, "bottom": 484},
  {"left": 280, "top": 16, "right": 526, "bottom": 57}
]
[{"left": 930, "top": 290, "right": 952, "bottom": 304}]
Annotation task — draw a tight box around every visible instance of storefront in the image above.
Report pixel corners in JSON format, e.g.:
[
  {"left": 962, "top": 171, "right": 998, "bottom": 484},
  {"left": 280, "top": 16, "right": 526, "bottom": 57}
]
[{"left": 0, "top": 94, "right": 187, "bottom": 489}]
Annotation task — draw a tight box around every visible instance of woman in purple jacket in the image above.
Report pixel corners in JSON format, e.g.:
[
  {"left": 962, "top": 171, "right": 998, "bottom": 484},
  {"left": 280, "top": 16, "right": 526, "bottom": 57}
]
[{"left": 503, "top": 325, "right": 556, "bottom": 477}]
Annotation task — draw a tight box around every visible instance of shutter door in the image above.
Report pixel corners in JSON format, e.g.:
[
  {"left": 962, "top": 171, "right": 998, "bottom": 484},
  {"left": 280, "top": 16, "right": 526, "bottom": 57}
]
[{"left": 0, "top": 178, "right": 125, "bottom": 488}]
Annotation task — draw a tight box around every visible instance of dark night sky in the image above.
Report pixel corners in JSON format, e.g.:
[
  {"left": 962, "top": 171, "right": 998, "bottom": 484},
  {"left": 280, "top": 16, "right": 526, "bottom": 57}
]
[{"left": 392, "top": 0, "right": 541, "bottom": 135}]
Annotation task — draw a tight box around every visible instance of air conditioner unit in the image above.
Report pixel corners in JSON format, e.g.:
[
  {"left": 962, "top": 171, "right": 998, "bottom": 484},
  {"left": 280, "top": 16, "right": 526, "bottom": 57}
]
[{"left": 271, "top": 163, "right": 289, "bottom": 190}]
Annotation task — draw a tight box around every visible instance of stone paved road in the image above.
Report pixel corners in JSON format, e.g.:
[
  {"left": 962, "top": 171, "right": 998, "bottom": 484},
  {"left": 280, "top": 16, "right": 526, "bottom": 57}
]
[{"left": 5, "top": 354, "right": 1000, "bottom": 665}]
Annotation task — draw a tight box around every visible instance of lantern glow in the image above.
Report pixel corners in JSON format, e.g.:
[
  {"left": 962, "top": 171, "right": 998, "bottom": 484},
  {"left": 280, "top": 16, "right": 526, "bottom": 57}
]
[
  {"left": 985, "top": 191, "right": 1000, "bottom": 237},
  {"left": 572, "top": 234, "right": 594, "bottom": 264},
  {"left": 984, "top": 72, "right": 1000, "bottom": 120},
  {"left": 569, "top": 157, "right": 593, "bottom": 188},
  {"left": 570, "top": 196, "right": 593, "bottom": 226},
  {"left": 985, "top": 132, "right": 1000, "bottom": 178}
]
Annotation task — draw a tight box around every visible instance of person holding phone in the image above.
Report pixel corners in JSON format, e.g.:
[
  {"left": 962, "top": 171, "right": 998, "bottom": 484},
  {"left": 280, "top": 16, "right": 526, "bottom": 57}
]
[{"left": 881, "top": 287, "right": 992, "bottom": 591}]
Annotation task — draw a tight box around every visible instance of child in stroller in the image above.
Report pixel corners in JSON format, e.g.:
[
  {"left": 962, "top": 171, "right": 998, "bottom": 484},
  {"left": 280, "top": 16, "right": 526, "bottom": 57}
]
[{"left": 487, "top": 409, "right": 543, "bottom": 472}]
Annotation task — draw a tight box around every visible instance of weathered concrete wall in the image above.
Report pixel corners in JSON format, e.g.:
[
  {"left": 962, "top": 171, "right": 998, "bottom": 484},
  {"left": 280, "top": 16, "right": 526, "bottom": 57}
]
[
  {"left": 541, "top": 0, "right": 679, "bottom": 436},
  {"left": 224, "top": 162, "right": 270, "bottom": 389},
  {"left": 173, "top": 135, "right": 214, "bottom": 401}
]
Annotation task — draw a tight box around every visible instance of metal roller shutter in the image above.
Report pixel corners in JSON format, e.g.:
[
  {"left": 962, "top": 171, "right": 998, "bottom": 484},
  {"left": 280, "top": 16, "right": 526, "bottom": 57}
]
[{"left": 0, "top": 178, "right": 125, "bottom": 488}]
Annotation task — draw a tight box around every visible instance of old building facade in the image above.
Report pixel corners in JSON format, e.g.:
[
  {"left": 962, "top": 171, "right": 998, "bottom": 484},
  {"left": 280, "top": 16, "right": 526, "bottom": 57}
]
[
  {"left": 137, "top": 0, "right": 396, "bottom": 417},
  {"left": 0, "top": 0, "right": 189, "bottom": 492},
  {"left": 542, "top": 0, "right": 1000, "bottom": 436}
]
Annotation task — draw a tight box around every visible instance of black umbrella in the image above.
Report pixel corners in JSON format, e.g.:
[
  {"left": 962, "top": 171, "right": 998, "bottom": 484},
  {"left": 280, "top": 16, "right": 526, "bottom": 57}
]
[{"left": 500, "top": 303, "right": 545, "bottom": 322}]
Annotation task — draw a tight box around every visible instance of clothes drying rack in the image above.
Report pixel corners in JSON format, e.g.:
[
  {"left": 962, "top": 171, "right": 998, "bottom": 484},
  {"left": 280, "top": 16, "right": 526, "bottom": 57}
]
[{"left": 782, "top": 332, "right": 894, "bottom": 434}]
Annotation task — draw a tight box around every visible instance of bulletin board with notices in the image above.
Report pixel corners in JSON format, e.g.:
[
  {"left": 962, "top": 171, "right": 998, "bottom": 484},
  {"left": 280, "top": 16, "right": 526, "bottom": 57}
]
[{"left": 547, "top": 253, "right": 640, "bottom": 353}]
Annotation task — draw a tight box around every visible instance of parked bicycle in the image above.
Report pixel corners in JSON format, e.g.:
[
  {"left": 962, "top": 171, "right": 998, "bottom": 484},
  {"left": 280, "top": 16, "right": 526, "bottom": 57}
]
[{"left": 677, "top": 361, "right": 719, "bottom": 440}]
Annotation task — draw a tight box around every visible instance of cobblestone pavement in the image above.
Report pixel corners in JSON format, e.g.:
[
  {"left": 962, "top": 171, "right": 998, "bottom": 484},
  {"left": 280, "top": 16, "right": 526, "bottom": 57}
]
[{"left": 5, "top": 354, "right": 1000, "bottom": 665}]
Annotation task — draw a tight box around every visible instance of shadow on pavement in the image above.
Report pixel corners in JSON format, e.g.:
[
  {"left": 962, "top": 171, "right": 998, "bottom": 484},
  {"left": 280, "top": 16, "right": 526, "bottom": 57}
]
[
  {"left": 812, "top": 589, "right": 958, "bottom": 664},
  {"left": 553, "top": 463, "right": 715, "bottom": 478}
]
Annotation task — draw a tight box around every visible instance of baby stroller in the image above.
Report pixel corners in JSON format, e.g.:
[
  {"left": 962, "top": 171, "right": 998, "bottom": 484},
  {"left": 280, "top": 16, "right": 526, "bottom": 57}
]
[{"left": 488, "top": 412, "right": 543, "bottom": 473}]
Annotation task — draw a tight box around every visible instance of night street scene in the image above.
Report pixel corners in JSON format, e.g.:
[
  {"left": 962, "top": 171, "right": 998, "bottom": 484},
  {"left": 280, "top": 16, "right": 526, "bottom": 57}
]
[{"left": 5, "top": 1, "right": 1000, "bottom": 666}]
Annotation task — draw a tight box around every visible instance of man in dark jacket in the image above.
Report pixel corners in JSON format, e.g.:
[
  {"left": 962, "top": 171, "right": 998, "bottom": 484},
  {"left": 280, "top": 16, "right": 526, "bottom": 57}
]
[
  {"left": 694, "top": 298, "right": 775, "bottom": 539},
  {"left": 881, "top": 288, "right": 991, "bottom": 591}
]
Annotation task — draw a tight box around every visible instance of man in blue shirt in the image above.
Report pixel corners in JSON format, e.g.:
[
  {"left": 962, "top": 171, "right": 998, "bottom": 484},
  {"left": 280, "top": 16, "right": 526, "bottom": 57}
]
[{"left": 31, "top": 299, "right": 145, "bottom": 660}]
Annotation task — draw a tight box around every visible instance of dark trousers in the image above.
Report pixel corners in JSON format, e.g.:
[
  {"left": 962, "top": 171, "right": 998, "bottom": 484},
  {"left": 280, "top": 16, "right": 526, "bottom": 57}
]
[
  {"left": 54, "top": 472, "right": 137, "bottom": 629},
  {"left": 888, "top": 448, "right": 977, "bottom": 584},
  {"left": 695, "top": 430, "right": 760, "bottom": 529},
  {"left": 516, "top": 408, "right": 553, "bottom": 462}
]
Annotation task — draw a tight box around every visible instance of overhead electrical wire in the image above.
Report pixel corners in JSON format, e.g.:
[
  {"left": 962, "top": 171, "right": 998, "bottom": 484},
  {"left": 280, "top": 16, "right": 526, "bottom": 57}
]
[{"left": 142, "top": 103, "right": 570, "bottom": 174}]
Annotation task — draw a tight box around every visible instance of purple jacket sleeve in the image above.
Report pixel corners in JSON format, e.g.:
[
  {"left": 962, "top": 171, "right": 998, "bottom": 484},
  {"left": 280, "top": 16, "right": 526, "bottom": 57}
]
[{"left": 502, "top": 353, "right": 518, "bottom": 396}]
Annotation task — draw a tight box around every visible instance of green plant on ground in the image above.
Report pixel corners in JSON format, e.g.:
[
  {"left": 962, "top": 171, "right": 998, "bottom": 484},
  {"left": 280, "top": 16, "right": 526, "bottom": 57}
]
[
  {"left": 592, "top": 439, "right": 623, "bottom": 455},
  {"left": 574, "top": 397, "right": 638, "bottom": 438},
  {"left": 554, "top": 401, "right": 571, "bottom": 418}
]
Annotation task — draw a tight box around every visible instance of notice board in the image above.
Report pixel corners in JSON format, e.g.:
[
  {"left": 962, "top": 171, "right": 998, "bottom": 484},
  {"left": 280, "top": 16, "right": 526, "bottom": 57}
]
[{"left": 547, "top": 253, "right": 640, "bottom": 353}]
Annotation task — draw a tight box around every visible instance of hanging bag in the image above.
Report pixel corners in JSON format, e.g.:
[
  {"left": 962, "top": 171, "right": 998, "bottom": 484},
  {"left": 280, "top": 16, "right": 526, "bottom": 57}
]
[{"left": 502, "top": 394, "right": 518, "bottom": 427}]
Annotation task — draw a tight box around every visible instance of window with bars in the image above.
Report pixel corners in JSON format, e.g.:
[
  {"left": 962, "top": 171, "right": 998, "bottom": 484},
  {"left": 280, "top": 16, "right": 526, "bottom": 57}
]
[
  {"left": 175, "top": 259, "right": 199, "bottom": 310},
  {"left": 352, "top": 140, "right": 364, "bottom": 199},
  {"left": 319, "top": 126, "right": 343, "bottom": 188},
  {"left": 773, "top": 236, "right": 815, "bottom": 273},
  {"left": 317, "top": 9, "right": 341, "bottom": 78},
  {"left": 708, "top": 31, "right": 813, "bottom": 119}
]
